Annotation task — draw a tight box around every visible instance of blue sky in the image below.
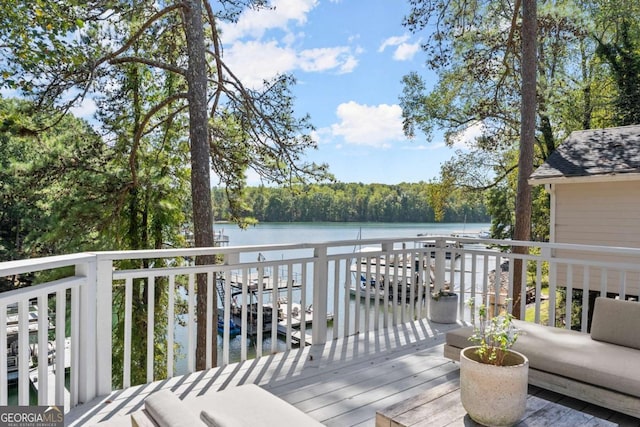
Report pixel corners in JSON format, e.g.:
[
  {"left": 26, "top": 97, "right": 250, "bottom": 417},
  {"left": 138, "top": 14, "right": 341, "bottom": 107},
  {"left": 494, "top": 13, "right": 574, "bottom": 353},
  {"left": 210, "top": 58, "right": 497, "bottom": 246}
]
[
  {"left": 218, "top": 0, "right": 480, "bottom": 185},
  {"left": 2, "top": 0, "right": 480, "bottom": 185}
]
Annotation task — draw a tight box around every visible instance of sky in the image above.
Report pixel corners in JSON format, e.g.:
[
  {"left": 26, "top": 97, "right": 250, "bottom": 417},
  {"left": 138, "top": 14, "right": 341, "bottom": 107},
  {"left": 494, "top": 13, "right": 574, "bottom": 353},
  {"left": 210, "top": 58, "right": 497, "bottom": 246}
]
[
  {"left": 1, "top": 0, "right": 480, "bottom": 185},
  {"left": 216, "top": 0, "right": 475, "bottom": 185}
]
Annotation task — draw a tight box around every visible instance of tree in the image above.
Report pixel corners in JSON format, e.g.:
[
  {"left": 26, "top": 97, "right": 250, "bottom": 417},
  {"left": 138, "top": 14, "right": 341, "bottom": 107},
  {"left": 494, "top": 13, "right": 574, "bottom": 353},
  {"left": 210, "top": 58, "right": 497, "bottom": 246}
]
[
  {"left": 1, "top": 0, "right": 330, "bottom": 370},
  {"left": 512, "top": 0, "right": 537, "bottom": 317},
  {"left": 595, "top": 18, "right": 640, "bottom": 125}
]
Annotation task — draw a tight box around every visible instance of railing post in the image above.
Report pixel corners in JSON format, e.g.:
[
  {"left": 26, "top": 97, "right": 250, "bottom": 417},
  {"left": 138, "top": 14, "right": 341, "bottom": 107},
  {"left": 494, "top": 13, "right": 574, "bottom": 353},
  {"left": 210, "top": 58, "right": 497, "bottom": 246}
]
[
  {"left": 75, "top": 257, "right": 97, "bottom": 404},
  {"left": 94, "top": 255, "right": 113, "bottom": 396},
  {"left": 435, "top": 237, "right": 446, "bottom": 293},
  {"left": 312, "top": 246, "right": 328, "bottom": 344}
]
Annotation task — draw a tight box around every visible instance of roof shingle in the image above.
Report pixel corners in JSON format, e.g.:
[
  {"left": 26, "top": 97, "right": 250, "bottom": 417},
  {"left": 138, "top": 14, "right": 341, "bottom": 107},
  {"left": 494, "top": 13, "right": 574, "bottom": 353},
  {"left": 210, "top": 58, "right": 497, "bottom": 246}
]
[{"left": 530, "top": 125, "right": 640, "bottom": 181}]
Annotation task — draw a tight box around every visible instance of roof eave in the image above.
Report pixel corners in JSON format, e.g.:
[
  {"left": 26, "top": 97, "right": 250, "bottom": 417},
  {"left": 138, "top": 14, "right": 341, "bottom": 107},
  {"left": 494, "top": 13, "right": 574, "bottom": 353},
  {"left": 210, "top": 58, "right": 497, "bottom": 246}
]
[{"left": 529, "top": 172, "right": 640, "bottom": 186}]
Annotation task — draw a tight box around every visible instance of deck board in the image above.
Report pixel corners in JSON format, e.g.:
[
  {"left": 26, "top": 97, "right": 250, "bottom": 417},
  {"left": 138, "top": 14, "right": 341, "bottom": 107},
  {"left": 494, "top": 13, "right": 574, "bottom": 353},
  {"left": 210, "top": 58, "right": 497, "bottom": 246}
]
[{"left": 67, "top": 319, "right": 640, "bottom": 426}]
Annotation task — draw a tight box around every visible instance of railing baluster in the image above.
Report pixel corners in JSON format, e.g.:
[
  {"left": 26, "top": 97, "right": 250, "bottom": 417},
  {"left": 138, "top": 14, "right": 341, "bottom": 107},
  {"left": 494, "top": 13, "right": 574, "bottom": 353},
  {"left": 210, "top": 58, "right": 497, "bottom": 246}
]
[
  {"left": 493, "top": 255, "right": 501, "bottom": 317},
  {"left": 343, "top": 258, "right": 351, "bottom": 337},
  {"left": 271, "top": 266, "right": 279, "bottom": 353},
  {"left": 256, "top": 265, "right": 264, "bottom": 357},
  {"left": 566, "top": 264, "right": 573, "bottom": 329},
  {"left": 0, "top": 304, "right": 6, "bottom": 406},
  {"left": 222, "top": 270, "right": 231, "bottom": 366},
  {"left": 18, "top": 300, "right": 29, "bottom": 405},
  {"left": 332, "top": 261, "right": 339, "bottom": 340},
  {"left": 300, "top": 262, "right": 308, "bottom": 343},
  {"left": 34, "top": 295, "right": 49, "bottom": 405},
  {"left": 535, "top": 259, "right": 542, "bottom": 324},
  {"left": 581, "top": 266, "right": 590, "bottom": 332},
  {"left": 147, "top": 276, "right": 155, "bottom": 383},
  {"left": 548, "top": 259, "right": 557, "bottom": 328},
  {"left": 123, "top": 278, "right": 132, "bottom": 388},
  {"left": 206, "top": 272, "right": 213, "bottom": 369},
  {"left": 55, "top": 290, "right": 65, "bottom": 406},
  {"left": 37, "top": 294, "right": 49, "bottom": 404},
  {"left": 242, "top": 267, "right": 250, "bottom": 358},
  {"left": 187, "top": 274, "right": 195, "bottom": 372},
  {"left": 620, "top": 270, "right": 627, "bottom": 300},
  {"left": 167, "top": 275, "right": 175, "bottom": 378},
  {"left": 70, "top": 286, "right": 80, "bottom": 407}
]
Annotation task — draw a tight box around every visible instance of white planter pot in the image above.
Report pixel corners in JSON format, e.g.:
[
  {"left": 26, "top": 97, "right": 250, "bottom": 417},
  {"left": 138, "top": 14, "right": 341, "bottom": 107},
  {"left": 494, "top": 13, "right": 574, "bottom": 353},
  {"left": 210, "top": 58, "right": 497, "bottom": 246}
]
[
  {"left": 460, "top": 346, "right": 529, "bottom": 427},
  {"left": 428, "top": 293, "right": 458, "bottom": 323}
]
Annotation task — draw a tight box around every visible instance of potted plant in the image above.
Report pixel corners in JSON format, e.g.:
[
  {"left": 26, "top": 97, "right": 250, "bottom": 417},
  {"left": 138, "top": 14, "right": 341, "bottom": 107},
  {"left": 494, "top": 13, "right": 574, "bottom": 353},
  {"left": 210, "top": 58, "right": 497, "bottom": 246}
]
[
  {"left": 460, "top": 299, "right": 529, "bottom": 426},
  {"left": 428, "top": 287, "right": 458, "bottom": 324}
]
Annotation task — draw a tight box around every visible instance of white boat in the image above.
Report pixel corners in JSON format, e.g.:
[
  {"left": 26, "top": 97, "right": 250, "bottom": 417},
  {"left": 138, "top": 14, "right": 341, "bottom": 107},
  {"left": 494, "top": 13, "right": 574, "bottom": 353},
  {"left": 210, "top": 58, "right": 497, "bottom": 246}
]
[
  {"left": 348, "top": 252, "right": 433, "bottom": 302},
  {"left": 418, "top": 238, "right": 462, "bottom": 260},
  {"left": 270, "top": 298, "right": 334, "bottom": 328}
]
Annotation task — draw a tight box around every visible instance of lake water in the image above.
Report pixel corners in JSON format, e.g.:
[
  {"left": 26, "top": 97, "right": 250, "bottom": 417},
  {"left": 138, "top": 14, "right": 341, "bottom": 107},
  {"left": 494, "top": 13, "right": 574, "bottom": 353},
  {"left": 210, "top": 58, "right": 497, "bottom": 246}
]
[{"left": 218, "top": 221, "right": 489, "bottom": 248}]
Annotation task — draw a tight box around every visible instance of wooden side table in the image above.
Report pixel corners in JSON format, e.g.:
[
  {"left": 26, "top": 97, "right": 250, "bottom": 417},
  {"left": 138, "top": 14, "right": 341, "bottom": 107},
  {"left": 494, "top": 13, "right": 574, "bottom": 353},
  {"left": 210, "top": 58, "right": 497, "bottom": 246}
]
[{"left": 375, "top": 375, "right": 617, "bottom": 427}]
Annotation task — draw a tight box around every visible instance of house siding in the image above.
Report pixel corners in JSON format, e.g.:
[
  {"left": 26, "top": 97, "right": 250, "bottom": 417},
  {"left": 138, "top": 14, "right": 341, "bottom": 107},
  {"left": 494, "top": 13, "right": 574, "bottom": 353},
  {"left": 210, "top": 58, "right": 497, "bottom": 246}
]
[{"left": 553, "top": 181, "right": 640, "bottom": 297}]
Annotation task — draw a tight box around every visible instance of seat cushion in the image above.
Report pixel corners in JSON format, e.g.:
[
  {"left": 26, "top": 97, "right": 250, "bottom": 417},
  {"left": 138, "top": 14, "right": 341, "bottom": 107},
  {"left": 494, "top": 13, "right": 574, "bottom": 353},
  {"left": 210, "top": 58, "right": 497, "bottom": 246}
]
[
  {"left": 590, "top": 297, "right": 640, "bottom": 350},
  {"left": 144, "top": 389, "right": 205, "bottom": 427},
  {"left": 184, "top": 384, "right": 324, "bottom": 427},
  {"left": 446, "top": 320, "right": 640, "bottom": 398}
]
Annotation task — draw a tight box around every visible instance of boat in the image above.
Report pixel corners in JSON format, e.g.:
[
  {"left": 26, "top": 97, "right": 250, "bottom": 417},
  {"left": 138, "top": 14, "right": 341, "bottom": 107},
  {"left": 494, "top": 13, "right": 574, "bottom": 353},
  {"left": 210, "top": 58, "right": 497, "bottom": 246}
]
[
  {"left": 217, "top": 317, "right": 241, "bottom": 335},
  {"left": 348, "top": 251, "right": 433, "bottom": 302},
  {"left": 418, "top": 238, "right": 462, "bottom": 260},
  {"left": 478, "top": 230, "right": 491, "bottom": 239},
  {"left": 269, "top": 298, "right": 334, "bottom": 328}
]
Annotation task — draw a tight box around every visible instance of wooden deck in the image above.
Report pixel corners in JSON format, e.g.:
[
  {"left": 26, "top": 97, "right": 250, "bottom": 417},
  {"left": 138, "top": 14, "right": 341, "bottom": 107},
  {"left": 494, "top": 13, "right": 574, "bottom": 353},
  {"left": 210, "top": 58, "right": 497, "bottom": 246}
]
[{"left": 67, "top": 320, "right": 640, "bottom": 426}]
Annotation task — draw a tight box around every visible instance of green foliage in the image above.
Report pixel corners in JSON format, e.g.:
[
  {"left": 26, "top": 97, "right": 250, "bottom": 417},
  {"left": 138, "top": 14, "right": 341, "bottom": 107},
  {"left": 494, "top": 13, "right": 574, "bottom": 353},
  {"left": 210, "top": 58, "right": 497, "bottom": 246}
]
[
  {"left": 212, "top": 182, "right": 490, "bottom": 223},
  {"left": 402, "top": 0, "right": 640, "bottom": 243},
  {"left": 596, "top": 19, "right": 640, "bottom": 126},
  {"left": 468, "top": 299, "right": 520, "bottom": 366}
]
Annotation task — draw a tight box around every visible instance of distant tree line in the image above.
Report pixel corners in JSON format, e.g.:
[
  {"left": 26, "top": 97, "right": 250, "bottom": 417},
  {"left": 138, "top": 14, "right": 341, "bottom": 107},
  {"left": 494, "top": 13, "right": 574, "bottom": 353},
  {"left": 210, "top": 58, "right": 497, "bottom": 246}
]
[{"left": 212, "top": 183, "right": 490, "bottom": 223}]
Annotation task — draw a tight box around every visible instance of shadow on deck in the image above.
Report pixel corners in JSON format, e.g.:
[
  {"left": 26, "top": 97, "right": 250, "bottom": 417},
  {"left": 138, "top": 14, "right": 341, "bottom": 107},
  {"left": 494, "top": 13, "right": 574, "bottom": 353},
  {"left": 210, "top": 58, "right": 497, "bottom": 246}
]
[{"left": 67, "top": 319, "right": 640, "bottom": 426}]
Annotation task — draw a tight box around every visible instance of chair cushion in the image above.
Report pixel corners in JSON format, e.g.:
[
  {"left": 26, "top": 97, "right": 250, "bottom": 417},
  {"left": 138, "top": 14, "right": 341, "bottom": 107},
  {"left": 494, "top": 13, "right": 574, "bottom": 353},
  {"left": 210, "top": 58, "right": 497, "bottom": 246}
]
[
  {"left": 187, "top": 384, "right": 323, "bottom": 427},
  {"left": 144, "top": 389, "right": 204, "bottom": 427},
  {"left": 590, "top": 297, "right": 640, "bottom": 350}
]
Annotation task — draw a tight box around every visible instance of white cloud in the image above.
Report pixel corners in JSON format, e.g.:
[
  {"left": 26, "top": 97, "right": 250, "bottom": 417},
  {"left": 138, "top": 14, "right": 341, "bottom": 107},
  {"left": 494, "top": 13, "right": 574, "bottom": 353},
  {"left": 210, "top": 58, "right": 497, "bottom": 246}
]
[
  {"left": 70, "top": 97, "right": 97, "bottom": 119},
  {"left": 219, "top": 0, "right": 318, "bottom": 43},
  {"left": 393, "top": 42, "right": 420, "bottom": 61},
  {"left": 224, "top": 40, "right": 358, "bottom": 88},
  {"left": 451, "top": 121, "right": 485, "bottom": 149},
  {"left": 378, "top": 35, "right": 420, "bottom": 61},
  {"left": 331, "top": 101, "right": 405, "bottom": 147},
  {"left": 299, "top": 46, "right": 352, "bottom": 72},
  {"left": 378, "top": 35, "right": 410, "bottom": 52}
]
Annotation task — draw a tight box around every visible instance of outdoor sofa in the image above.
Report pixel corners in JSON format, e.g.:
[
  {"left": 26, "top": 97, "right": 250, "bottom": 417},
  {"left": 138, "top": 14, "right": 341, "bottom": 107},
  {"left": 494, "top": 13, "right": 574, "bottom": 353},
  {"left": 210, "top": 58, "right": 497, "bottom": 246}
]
[{"left": 444, "top": 297, "right": 640, "bottom": 418}]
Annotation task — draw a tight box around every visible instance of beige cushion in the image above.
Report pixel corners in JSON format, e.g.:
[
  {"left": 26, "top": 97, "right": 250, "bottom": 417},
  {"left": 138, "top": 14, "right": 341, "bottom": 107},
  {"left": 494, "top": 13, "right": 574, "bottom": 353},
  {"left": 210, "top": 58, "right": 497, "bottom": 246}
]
[
  {"left": 144, "top": 389, "right": 204, "bottom": 427},
  {"left": 185, "top": 384, "right": 323, "bottom": 427},
  {"left": 130, "top": 410, "right": 158, "bottom": 427},
  {"left": 446, "top": 320, "right": 640, "bottom": 398},
  {"left": 590, "top": 297, "right": 640, "bottom": 350}
]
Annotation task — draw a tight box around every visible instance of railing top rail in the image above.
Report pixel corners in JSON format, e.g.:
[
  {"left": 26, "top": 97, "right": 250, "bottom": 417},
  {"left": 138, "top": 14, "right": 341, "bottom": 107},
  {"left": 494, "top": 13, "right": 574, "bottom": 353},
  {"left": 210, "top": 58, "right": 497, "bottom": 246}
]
[
  {"left": 4, "top": 236, "right": 640, "bottom": 277},
  {"left": 0, "top": 275, "right": 86, "bottom": 303},
  {"left": 0, "top": 253, "right": 96, "bottom": 277}
]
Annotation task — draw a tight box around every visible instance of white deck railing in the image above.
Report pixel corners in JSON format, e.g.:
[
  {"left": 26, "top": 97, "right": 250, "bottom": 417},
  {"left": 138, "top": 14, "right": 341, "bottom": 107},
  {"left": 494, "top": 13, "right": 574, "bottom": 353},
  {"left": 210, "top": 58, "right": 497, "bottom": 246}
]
[{"left": 2, "top": 236, "right": 640, "bottom": 411}]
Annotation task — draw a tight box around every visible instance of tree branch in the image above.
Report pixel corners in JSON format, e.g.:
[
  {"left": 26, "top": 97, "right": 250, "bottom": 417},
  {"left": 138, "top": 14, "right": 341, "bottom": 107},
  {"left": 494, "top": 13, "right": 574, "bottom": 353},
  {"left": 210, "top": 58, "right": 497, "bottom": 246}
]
[
  {"left": 109, "top": 56, "right": 186, "bottom": 76},
  {"left": 129, "top": 92, "right": 188, "bottom": 187},
  {"left": 97, "top": 2, "right": 187, "bottom": 66}
]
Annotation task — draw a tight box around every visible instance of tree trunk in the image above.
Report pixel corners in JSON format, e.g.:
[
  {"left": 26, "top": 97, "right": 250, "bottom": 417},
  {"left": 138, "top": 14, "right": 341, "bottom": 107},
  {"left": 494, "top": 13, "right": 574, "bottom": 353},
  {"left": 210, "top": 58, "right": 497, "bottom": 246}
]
[
  {"left": 512, "top": 0, "right": 536, "bottom": 319},
  {"left": 183, "top": 0, "right": 217, "bottom": 369}
]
